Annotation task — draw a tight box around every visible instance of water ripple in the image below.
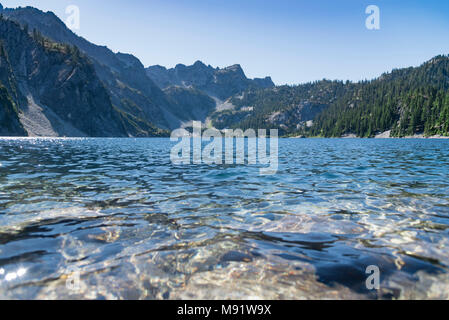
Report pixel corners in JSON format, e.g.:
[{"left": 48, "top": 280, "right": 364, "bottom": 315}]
[{"left": 0, "top": 138, "right": 448, "bottom": 299}]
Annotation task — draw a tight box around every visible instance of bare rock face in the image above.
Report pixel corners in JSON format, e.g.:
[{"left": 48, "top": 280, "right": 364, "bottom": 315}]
[
  {"left": 146, "top": 61, "right": 275, "bottom": 100},
  {"left": 2, "top": 5, "right": 235, "bottom": 132},
  {"left": 0, "top": 17, "right": 128, "bottom": 137},
  {"left": 0, "top": 84, "right": 26, "bottom": 136},
  {"left": 164, "top": 86, "right": 216, "bottom": 124},
  {"left": 1, "top": 6, "right": 172, "bottom": 132},
  {"left": 253, "top": 77, "right": 275, "bottom": 89},
  {"left": 0, "top": 6, "right": 174, "bottom": 136},
  {"left": 146, "top": 61, "right": 275, "bottom": 130}
]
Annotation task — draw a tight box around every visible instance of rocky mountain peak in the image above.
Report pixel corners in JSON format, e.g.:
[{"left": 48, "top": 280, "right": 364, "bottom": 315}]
[
  {"left": 224, "top": 64, "right": 243, "bottom": 72},
  {"left": 193, "top": 60, "right": 206, "bottom": 67},
  {"left": 146, "top": 61, "right": 274, "bottom": 100},
  {"left": 116, "top": 52, "right": 144, "bottom": 69}
]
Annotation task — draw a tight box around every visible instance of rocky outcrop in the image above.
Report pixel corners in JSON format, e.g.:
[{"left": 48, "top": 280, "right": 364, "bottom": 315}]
[
  {"left": 0, "top": 84, "right": 26, "bottom": 136},
  {"left": 253, "top": 77, "right": 276, "bottom": 89},
  {"left": 1, "top": 4, "right": 276, "bottom": 135},
  {"left": 164, "top": 86, "right": 216, "bottom": 126},
  {"left": 146, "top": 61, "right": 275, "bottom": 100},
  {"left": 1, "top": 5, "right": 176, "bottom": 131},
  {"left": 0, "top": 17, "right": 128, "bottom": 136}
]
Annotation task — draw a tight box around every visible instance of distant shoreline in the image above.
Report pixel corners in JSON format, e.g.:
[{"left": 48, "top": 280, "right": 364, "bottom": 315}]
[
  {"left": 289, "top": 130, "right": 449, "bottom": 139},
  {"left": 0, "top": 134, "right": 448, "bottom": 139}
]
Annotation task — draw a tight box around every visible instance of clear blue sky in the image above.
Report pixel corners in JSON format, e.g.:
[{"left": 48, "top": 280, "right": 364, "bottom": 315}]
[{"left": 2, "top": 0, "right": 449, "bottom": 85}]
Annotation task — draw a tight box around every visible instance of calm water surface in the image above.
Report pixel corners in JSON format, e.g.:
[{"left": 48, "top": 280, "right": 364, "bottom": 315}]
[{"left": 0, "top": 138, "right": 448, "bottom": 299}]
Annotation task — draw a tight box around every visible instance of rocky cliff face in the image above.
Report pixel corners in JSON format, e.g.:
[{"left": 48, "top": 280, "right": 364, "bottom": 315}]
[
  {"left": 1, "top": 5, "right": 179, "bottom": 131},
  {"left": 146, "top": 61, "right": 275, "bottom": 128},
  {"left": 0, "top": 84, "right": 26, "bottom": 136},
  {"left": 164, "top": 86, "right": 216, "bottom": 124},
  {"left": 0, "top": 4, "right": 276, "bottom": 136},
  {"left": 0, "top": 17, "right": 129, "bottom": 137},
  {"left": 146, "top": 61, "right": 275, "bottom": 100}
]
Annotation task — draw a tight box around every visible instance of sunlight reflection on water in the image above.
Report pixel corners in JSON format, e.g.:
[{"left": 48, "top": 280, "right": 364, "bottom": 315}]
[{"left": 0, "top": 138, "right": 448, "bottom": 299}]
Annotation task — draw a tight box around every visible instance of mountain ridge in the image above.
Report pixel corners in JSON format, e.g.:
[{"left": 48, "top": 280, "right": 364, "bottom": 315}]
[
  {"left": 1, "top": 5, "right": 184, "bottom": 132},
  {"left": 210, "top": 55, "right": 449, "bottom": 138},
  {"left": 1, "top": 4, "right": 274, "bottom": 134},
  {"left": 0, "top": 3, "right": 448, "bottom": 138},
  {"left": 0, "top": 16, "right": 129, "bottom": 137},
  {"left": 146, "top": 60, "right": 275, "bottom": 100}
]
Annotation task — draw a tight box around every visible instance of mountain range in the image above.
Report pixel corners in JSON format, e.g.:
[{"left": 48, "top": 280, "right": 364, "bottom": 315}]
[
  {"left": 147, "top": 62, "right": 274, "bottom": 100},
  {"left": 0, "top": 3, "right": 448, "bottom": 138},
  {"left": 0, "top": 4, "right": 273, "bottom": 136},
  {"left": 219, "top": 56, "right": 449, "bottom": 138}
]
